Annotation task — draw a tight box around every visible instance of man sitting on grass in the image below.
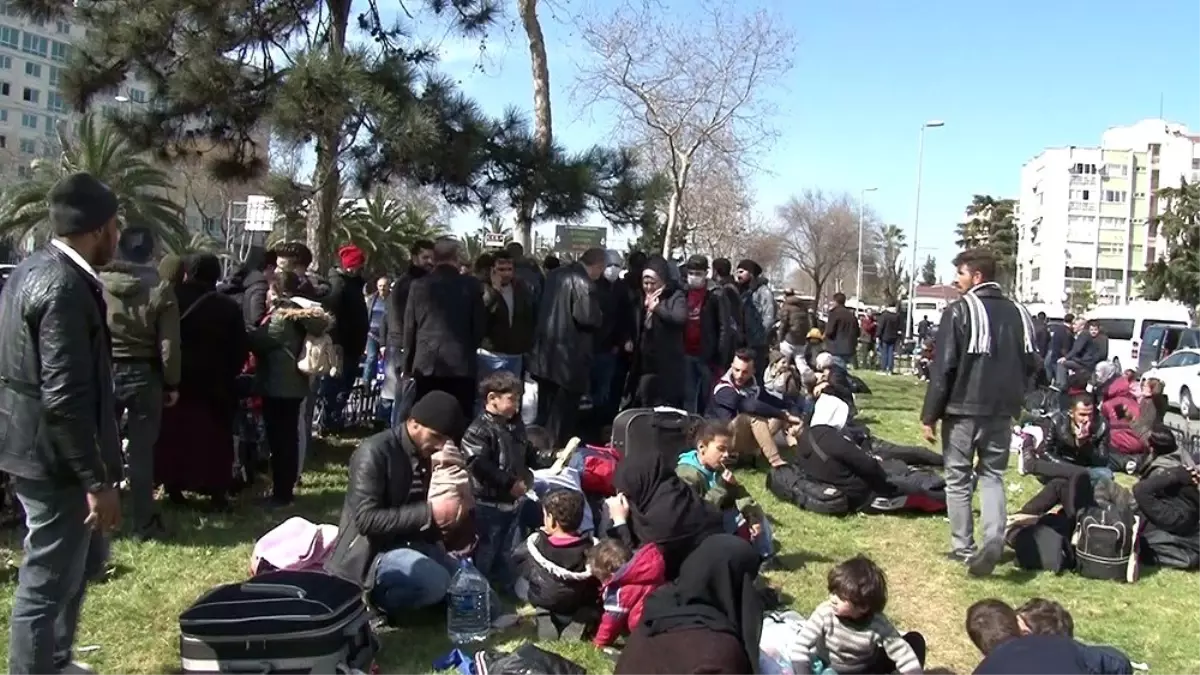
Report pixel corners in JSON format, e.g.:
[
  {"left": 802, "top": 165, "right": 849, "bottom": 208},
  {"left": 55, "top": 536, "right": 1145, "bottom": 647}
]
[
  {"left": 324, "top": 391, "right": 516, "bottom": 628},
  {"left": 707, "top": 348, "right": 802, "bottom": 469}
]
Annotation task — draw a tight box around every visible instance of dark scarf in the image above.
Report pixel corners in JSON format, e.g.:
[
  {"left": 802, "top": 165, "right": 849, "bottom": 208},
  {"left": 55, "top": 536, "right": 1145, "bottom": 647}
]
[
  {"left": 638, "top": 534, "right": 763, "bottom": 673},
  {"left": 612, "top": 449, "right": 720, "bottom": 548}
]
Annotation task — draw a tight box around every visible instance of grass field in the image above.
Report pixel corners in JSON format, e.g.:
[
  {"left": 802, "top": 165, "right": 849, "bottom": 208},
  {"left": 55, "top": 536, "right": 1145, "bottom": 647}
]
[{"left": 2, "top": 371, "right": 1198, "bottom": 673}]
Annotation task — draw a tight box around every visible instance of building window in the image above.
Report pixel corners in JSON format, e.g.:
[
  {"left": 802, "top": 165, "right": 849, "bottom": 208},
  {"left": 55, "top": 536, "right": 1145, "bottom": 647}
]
[
  {"left": 21, "top": 87, "right": 37, "bottom": 103},
  {"left": 18, "top": 136, "right": 35, "bottom": 153},
  {"left": 0, "top": 108, "right": 6, "bottom": 122},
  {"left": 1103, "top": 190, "right": 1127, "bottom": 203},
  {"left": 1098, "top": 243, "right": 1123, "bottom": 255},
  {"left": 1097, "top": 268, "right": 1124, "bottom": 281},
  {"left": 0, "top": 134, "right": 6, "bottom": 148},
  {"left": 44, "top": 115, "right": 57, "bottom": 135},
  {"left": 0, "top": 82, "right": 8, "bottom": 96},
  {"left": 21, "top": 33, "right": 48, "bottom": 57},
  {"left": 130, "top": 88, "right": 146, "bottom": 103},
  {"left": 1064, "top": 266, "right": 1093, "bottom": 279},
  {"left": 1192, "top": 158, "right": 1200, "bottom": 170},
  {"left": 1031, "top": 267, "right": 1040, "bottom": 282},
  {"left": 1105, "top": 163, "right": 1128, "bottom": 177},
  {"left": 55, "top": 20, "right": 69, "bottom": 34},
  {"left": 20, "top": 111, "right": 34, "bottom": 128},
  {"left": 0, "top": 24, "right": 17, "bottom": 48},
  {"left": 49, "top": 40, "right": 70, "bottom": 62},
  {"left": 46, "top": 90, "right": 64, "bottom": 112},
  {"left": 1099, "top": 216, "right": 1125, "bottom": 230},
  {"left": 1072, "top": 163, "right": 1098, "bottom": 174},
  {"left": 48, "top": 66, "right": 60, "bottom": 86},
  {"left": 1134, "top": 191, "right": 1145, "bottom": 199},
  {"left": 0, "top": 55, "right": 9, "bottom": 69},
  {"left": 16, "top": 164, "right": 30, "bottom": 179},
  {"left": 23, "top": 61, "right": 39, "bottom": 78}
]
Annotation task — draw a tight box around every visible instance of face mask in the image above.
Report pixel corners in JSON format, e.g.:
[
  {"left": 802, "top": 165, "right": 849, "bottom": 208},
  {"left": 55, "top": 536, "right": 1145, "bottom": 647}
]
[
  {"left": 687, "top": 273, "right": 706, "bottom": 289},
  {"left": 603, "top": 265, "right": 621, "bottom": 282}
]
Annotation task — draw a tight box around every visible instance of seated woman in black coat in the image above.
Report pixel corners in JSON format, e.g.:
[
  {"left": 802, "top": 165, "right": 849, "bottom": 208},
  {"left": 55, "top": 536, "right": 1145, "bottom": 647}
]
[
  {"left": 615, "top": 535, "right": 763, "bottom": 675},
  {"left": 1133, "top": 427, "right": 1199, "bottom": 570},
  {"left": 606, "top": 448, "right": 722, "bottom": 579}
]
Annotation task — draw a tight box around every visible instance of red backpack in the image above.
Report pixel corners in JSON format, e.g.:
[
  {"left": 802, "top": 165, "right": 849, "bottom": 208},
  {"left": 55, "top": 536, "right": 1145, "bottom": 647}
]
[{"left": 568, "top": 445, "right": 624, "bottom": 497}]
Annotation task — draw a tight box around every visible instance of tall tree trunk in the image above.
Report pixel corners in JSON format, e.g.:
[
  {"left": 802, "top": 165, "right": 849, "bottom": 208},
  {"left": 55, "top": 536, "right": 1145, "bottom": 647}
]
[
  {"left": 517, "top": 0, "right": 551, "bottom": 250},
  {"left": 661, "top": 187, "right": 680, "bottom": 258},
  {"left": 306, "top": 0, "right": 350, "bottom": 271}
]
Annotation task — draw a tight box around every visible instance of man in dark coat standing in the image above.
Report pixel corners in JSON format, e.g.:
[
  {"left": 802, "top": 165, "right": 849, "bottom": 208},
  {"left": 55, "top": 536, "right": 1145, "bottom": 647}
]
[
  {"left": 528, "top": 247, "right": 606, "bottom": 447},
  {"left": 386, "top": 240, "right": 435, "bottom": 425},
  {"left": 0, "top": 173, "right": 124, "bottom": 674},
  {"left": 320, "top": 244, "right": 369, "bottom": 431},
  {"left": 822, "top": 292, "right": 860, "bottom": 366},
  {"left": 401, "top": 238, "right": 486, "bottom": 418}
]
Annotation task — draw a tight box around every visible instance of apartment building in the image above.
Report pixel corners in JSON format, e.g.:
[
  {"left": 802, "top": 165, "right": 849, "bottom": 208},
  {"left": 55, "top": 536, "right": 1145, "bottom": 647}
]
[{"left": 1016, "top": 119, "right": 1200, "bottom": 306}]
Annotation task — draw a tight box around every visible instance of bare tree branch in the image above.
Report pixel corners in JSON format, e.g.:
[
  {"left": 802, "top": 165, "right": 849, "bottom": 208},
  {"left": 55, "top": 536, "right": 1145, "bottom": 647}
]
[
  {"left": 776, "top": 189, "right": 870, "bottom": 302},
  {"left": 571, "top": 0, "right": 794, "bottom": 256}
]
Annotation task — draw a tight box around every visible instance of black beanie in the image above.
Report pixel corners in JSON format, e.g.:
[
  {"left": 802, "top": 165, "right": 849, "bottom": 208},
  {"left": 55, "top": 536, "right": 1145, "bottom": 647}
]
[
  {"left": 49, "top": 172, "right": 119, "bottom": 237},
  {"left": 409, "top": 390, "right": 466, "bottom": 438},
  {"left": 737, "top": 258, "right": 762, "bottom": 277}
]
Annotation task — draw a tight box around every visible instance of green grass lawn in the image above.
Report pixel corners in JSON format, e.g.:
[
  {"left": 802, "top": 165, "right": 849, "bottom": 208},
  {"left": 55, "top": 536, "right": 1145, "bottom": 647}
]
[{"left": 2, "top": 372, "right": 1198, "bottom": 673}]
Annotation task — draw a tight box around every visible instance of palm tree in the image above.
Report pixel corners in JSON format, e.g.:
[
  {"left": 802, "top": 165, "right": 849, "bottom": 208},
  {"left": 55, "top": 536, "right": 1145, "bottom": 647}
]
[
  {"left": 0, "top": 114, "right": 188, "bottom": 252},
  {"left": 341, "top": 188, "right": 449, "bottom": 273}
]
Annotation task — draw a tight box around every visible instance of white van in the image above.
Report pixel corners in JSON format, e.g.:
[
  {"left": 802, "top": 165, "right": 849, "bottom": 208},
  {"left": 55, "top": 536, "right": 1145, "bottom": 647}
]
[{"left": 1084, "top": 301, "right": 1194, "bottom": 371}]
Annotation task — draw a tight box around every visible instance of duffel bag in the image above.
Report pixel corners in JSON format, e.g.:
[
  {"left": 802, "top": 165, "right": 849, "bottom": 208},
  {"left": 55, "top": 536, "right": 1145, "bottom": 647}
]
[
  {"left": 179, "top": 570, "right": 376, "bottom": 673},
  {"left": 611, "top": 406, "right": 703, "bottom": 461},
  {"left": 765, "top": 464, "right": 851, "bottom": 515}
]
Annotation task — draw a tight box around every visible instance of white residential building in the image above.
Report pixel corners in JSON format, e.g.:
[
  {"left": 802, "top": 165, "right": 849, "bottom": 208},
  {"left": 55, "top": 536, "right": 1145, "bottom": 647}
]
[{"left": 1016, "top": 119, "right": 1200, "bottom": 307}]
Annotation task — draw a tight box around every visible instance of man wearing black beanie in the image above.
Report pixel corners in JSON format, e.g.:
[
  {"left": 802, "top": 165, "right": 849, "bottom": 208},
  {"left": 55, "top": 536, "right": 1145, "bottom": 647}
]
[
  {"left": 0, "top": 172, "right": 123, "bottom": 674},
  {"left": 326, "top": 390, "right": 516, "bottom": 627},
  {"left": 735, "top": 258, "right": 776, "bottom": 382}
]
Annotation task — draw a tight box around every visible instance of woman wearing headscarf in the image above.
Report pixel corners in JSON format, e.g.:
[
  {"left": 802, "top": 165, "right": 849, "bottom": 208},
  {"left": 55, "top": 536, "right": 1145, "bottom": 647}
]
[
  {"left": 626, "top": 255, "right": 688, "bottom": 407},
  {"left": 155, "top": 254, "right": 249, "bottom": 508},
  {"left": 607, "top": 447, "right": 722, "bottom": 579},
  {"left": 795, "top": 395, "right": 896, "bottom": 513},
  {"left": 615, "top": 534, "right": 764, "bottom": 674}
]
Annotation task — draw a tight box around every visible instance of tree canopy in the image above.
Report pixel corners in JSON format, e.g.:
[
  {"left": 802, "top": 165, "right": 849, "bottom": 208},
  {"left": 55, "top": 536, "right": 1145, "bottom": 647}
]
[
  {"left": 1142, "top": 179, "right": 1200, "bottom": 307},
  {"left": 956, "top": 195, "right": 1017, "bottom": 290}
]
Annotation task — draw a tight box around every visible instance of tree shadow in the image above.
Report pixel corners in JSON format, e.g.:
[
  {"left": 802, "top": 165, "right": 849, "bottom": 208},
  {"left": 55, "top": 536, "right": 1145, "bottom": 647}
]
[{"left": 774, "top": 550, "right": 834, "bottom": 570}]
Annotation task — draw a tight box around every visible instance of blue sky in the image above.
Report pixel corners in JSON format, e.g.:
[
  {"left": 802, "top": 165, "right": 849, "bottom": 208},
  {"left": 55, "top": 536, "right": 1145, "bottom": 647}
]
[{"left": 426, "top": 0, "right": 1200, "bottom": 280}]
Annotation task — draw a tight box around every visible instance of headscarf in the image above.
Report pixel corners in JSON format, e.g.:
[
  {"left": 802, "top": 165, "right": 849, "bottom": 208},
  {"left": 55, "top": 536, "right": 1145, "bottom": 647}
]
[
  {"left": 810, "top": 394, "right": 850, "bottom": 429},
  {"left": 637, "top": 534, "right": 763, "bottom": 673},
  {"left": 613, "top": 449, "right": 719, "bottom": 548}
]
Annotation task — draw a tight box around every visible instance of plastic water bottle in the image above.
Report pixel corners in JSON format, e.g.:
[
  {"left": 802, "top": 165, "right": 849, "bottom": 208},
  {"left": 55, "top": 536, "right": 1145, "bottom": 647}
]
[{"left": 446, "top": 558, "right": 490, "bottom": 644}]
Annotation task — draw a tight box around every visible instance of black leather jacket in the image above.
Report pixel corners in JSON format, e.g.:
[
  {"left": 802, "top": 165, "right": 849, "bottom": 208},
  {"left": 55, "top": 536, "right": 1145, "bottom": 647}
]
[
  {"left": 920, "top": 284, "right": 1039, "bottom": 424},
  {"left": 1033, "top": 411, "right": 1111, "bottom": 469},
  {"left": 324, "top": 427, "right": 436, "bottom": 589},
  {"left": 461, "top": 411, "right": 538, "bottom": 503},
  {"left": 0, "top": 245, "right": 121, "bottom": 493}
]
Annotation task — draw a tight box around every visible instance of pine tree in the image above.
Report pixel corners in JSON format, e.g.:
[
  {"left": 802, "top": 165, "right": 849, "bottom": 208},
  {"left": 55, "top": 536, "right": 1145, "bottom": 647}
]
[
  {"left": 955, "top": 194, "right": 1018, "bottom": 290},
  {"left": 1142, "top": 179, "right": 1200, "bottom": 307}
]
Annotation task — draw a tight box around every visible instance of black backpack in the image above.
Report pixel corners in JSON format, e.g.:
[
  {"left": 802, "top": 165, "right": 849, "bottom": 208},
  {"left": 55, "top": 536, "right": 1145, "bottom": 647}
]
[
  {"left": 765, "top": 464, "right": 851, "bottom": 515},
  {"left": 1073, "top": 482, "right": 1138, "bottom": 582}
]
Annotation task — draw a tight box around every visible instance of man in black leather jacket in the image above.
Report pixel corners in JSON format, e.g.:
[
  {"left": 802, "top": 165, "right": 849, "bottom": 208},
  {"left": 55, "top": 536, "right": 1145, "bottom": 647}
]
[
  {"left": 0, "top": 173, "right": 123, "bottom": 674},
  {"left": 325, "top": 391, "right": 511, "bottom": 625},
  {"left": 919, "top": 248, "right": 1039, "bottom": 577}
]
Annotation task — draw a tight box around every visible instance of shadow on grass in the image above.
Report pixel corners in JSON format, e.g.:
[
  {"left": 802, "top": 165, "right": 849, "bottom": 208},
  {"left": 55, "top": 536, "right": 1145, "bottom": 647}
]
[{"left": 774, "top": 550, "right": 834, "bottom": 570}]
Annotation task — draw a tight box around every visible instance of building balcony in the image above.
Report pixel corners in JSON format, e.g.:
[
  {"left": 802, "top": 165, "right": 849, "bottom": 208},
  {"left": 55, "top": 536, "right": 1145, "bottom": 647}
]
[
  {"left": 1069, "top": 174, "right": 1098, "bottom": 185},
  {"left": 1068, "top": 201, "right": 1096, "bottom": 212}
]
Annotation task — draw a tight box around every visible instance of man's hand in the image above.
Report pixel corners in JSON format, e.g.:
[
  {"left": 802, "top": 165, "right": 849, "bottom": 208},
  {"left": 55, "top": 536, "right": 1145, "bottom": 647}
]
[
  {"left": 749, "top": 521, "right": 763, "bottom": 539},
  {"left": 85, "top": 488, "right": 121, "bottom": 532},
  {"left": 921, "top": 423, "right": 938, "bottom": 445},
  {"left": 1188, "top": 466, "right": 1200, "bottom": 486},
  {"left": 1057, "top": 357, "right": 1066, "bottom": 363},
  {"left": 605, "top": 493, "right": 630, "bottom": 521},
  {"left": 721, "top": 468, "right": 737, "bottom": 486},
  {"left": 164, "top": 391, "right": 180, "bottom": 408},
  {"left": 624, "top": 341, "right": 634, "bottom": 353},
  {"left": 786, "top": 413, "right": 803, "bottom": 427},
  {"left": 430, "top": 495, "right": 462, "bottom": 530},
  {"left": 510, "top": 480, "right": 528, "bottom": 499}
]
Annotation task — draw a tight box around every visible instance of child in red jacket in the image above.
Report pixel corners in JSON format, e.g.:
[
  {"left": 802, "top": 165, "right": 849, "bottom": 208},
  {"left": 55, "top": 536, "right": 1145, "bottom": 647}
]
[{"left": 588, "top": 539, "right": 667, "bottom": 648}]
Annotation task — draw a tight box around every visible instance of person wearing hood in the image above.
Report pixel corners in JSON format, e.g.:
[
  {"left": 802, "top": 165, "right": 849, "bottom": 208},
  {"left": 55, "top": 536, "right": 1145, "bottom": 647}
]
[
  {"left": 1132, "top": 426, "right": 1199, "bottom": 570},
  {"left": 99, "top": 226, "right": 181, "bottom": 541},
  {"left": 318, "top": 244, "right": 369, "bottom": 432},
  {"left": 220, "top": 245, "right": 276, "bottom": 328},
  {"left": 681, "top": 255, "right": 737, "bottom": 414},
  {"left": 736, "top": 259, "right": 775, "bottom": 381},
  {"left": 628, "top": 255, "right": 688, "bottom": 408},
  {"left": 250, "top": 270, "right": 333, "bottom": 507}
]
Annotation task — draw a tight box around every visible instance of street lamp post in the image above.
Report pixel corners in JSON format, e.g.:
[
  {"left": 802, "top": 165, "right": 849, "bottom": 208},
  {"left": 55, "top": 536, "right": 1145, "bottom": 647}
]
[
  {"left": 906, "top": 120, "right": 945, "bottom": 338},
  {"left": 855, "top": 186, "right": 878, "bottom": 306}
]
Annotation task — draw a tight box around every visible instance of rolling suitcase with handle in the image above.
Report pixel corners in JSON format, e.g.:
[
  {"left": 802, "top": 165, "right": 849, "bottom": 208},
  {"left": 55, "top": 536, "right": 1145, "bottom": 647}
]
[
  {"left": 179, "top": 570, "right": 376, "bottom": 673},
  {"left": 610, "top": 406, "right": 704, "bottom": 461}
]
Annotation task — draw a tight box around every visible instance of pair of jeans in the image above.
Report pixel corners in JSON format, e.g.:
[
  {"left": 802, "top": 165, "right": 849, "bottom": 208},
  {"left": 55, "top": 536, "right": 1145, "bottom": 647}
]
[
  {"left": 473, "top": 503, "right": 521, "bottom": 591},
  {"left": 371, "top": 541, "right": 504, "bottom": 619},
  {"left": 8, "top": 478, "right": 109, "bottom": 674},
  {"left": 1055, "top": 359, "right": 1087, "bottom": 388},
  {"left": 533, "top": 377, "right": 582, "bottom": 448},
  {"left": 682, "top": 355, "right": 714, "bottom": 414},
  {"left": 112, "top": 361, "right": 163, "bottom": 533},
  {"left": 879, "top": 341, "right": 897, "bottom": 373},
  {"left": 362, "top": 336, "right": 382, "bottom": 384},
  {"left": 722, "top": 509, "right": 775, "bottom": 559},
  {"left": 590, "top": 352, "right": 617, "bottom": 412},
  {"left": 262, "top": 397, "right": 303, "bottom": 503},
  {"left": 942, "top": 415, "right": 1011, "bottom": 557}
]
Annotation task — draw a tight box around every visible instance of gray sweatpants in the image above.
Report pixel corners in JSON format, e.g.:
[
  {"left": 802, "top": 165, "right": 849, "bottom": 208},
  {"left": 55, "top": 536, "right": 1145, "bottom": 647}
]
[{"left": 942, "top": 415, "right": 1011, "bottom": 557}]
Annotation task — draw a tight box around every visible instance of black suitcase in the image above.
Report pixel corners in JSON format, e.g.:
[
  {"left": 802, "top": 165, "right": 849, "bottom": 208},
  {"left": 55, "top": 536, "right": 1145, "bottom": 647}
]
[
  {"left": 179, "top": 571, "right": 376, "bottom": 673},
  {"left": 610, "top": 406, "right": 704, "bottom": 461}
]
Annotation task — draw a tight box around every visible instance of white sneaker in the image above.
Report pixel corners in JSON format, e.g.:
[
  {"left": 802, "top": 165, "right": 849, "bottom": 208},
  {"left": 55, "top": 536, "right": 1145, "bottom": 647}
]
[{"left": 61, "top": 662, "right": 96, "bottom": 674}]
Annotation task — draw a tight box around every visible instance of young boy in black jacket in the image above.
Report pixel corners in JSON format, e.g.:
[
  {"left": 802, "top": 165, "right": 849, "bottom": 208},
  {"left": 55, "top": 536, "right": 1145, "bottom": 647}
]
[
  {"left": 462, "top": 370, "right": 539, "bottom": 590},
  {"left": 513, "top": 489, "right": 599, "bottom": 639}
]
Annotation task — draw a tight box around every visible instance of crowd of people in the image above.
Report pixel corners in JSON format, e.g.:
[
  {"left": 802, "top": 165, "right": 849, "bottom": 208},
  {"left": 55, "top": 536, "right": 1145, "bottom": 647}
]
[{"left": 0, "top": 172, "right": 1195, "bottom": 674}]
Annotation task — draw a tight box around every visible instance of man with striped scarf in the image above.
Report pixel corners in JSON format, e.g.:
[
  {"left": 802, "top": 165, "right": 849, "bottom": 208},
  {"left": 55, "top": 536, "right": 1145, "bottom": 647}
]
[{"left": 919, "top": 248, "right": 1040, "bottom": 577}]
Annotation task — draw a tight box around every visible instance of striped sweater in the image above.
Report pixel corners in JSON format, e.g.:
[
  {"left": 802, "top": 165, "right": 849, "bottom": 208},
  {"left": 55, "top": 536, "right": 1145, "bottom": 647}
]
[{"left": 790, "top": 600, "right": 922, "bottom": 674}]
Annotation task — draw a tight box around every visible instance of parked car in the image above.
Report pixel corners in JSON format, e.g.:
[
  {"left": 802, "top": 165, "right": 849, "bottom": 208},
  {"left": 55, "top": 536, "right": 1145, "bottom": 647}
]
[
  {"left": 1138, "top": 325, "right": 1200, "bottom": 374},
  {"left": 1142, "top": 348, "right": 1200, "bottom": 420}
]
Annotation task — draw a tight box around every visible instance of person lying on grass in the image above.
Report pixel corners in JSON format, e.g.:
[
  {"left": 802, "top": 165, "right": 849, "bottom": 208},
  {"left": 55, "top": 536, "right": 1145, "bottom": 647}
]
[
  {"left": 967, "top": 598, "right": 1132, "bottom": 675},
  {"left": 675, "top": 421, "right": 776, "bottom": 564}
]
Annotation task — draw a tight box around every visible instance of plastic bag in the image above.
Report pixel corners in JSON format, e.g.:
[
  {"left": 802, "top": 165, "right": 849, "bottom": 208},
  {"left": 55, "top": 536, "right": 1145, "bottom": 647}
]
[{"left": 521, "top": 376, "right": 538, "bottom": 426}]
